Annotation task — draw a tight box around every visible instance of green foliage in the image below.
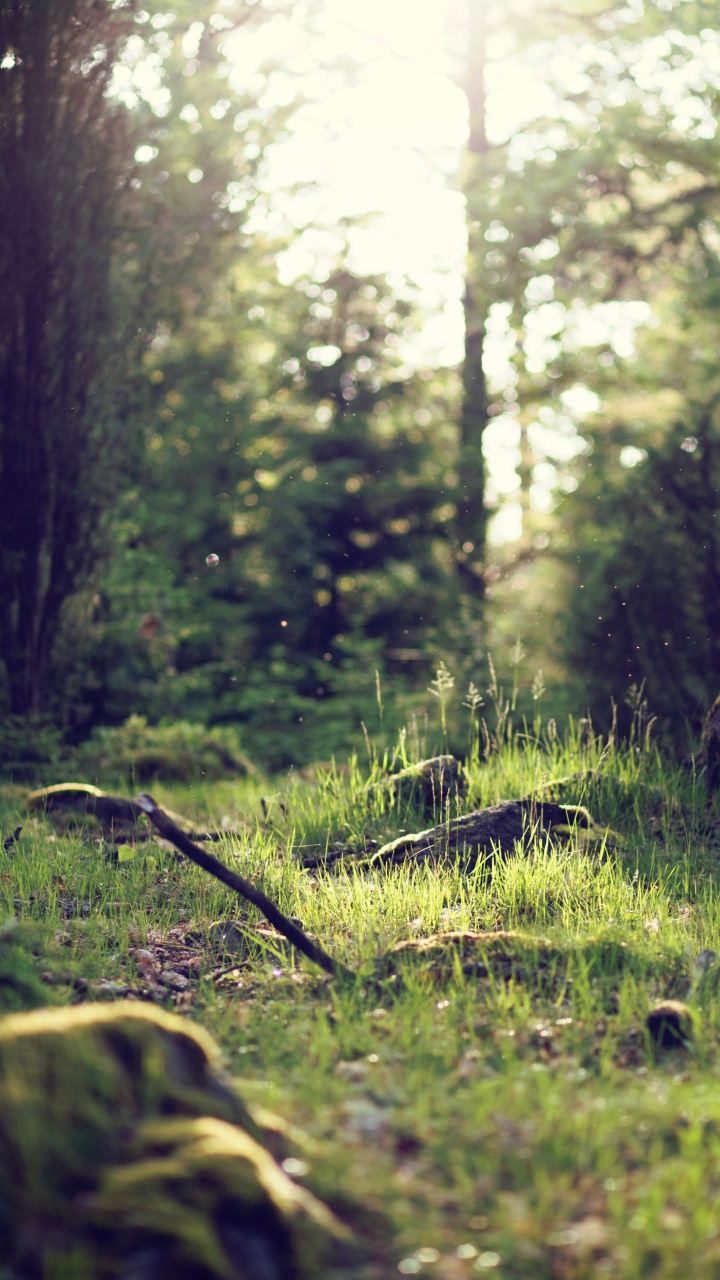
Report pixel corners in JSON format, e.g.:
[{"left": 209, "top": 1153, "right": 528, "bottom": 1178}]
[
  {"left": 71, "top": 715, "right": 252, "bottom": 786},
  {"left": 0, "top": 715, "right": 63, "bottom": 772},
  {"left": 449, "top": 0, "right": 720, "bottom": 730},
  {"left": 65, "top": 259, "right": 453, "bottom": 767},
  {"left": 558, "top": 415, "right": 720, "bottom": 736}
]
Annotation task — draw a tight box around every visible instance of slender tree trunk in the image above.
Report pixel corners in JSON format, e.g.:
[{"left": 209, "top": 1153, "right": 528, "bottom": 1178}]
[{"left": 455, "top": 0, "right": 490, "bottom": 601}]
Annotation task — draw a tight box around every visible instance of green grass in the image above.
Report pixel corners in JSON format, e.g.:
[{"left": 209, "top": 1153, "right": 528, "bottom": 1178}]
[{"left": 1, "top": 722, "right": 720, "bottom": 1279}]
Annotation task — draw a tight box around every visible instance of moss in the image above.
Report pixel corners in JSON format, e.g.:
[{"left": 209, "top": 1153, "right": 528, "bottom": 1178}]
[{"left": 0, "top": 1003, "right": 344, "bottom": 1279}]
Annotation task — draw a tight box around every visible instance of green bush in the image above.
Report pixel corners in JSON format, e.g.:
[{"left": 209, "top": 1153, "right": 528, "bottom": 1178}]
[
  {"left": 0, "top": 715, "right": 63, "bottom": 774},
  {"left": 71, "top": 715, "right": 256, "bottom": 785}
]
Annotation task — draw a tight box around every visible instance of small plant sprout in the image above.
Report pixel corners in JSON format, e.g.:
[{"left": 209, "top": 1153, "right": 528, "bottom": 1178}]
[
  {"left": 375, "top": 669, "right": 384, "bottom": 725},
  {"left": 626, "top": 680, "right": 656, "bottom": 754},
  {"left": 463, "top": 681, "right": 484, "bottom": 763},
  {"left": 531, "top": 670, "right": 546, "bottom": 703},
  {"left": 510, "top": 638, "right": 525, "bottom": 710},
  {"left": 483, "top": 654, "right": 511, "bottom": 757},
  {"left": 428, "top": 661, "right": 455, "bottom": 744}
]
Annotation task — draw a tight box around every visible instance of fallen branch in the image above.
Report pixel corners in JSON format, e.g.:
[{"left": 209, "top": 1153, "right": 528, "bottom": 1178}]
[{"left": 136, "top": 793, "right": 355, "bottom": 983}]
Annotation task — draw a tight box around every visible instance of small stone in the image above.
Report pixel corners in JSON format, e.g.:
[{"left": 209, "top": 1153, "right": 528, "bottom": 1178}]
[
  {"left": 693, "top": 948, "right": 718, "bottom": 977},
  {"left": 646, "top": 1000, "right": 693, "bottom": 1051},
  {"left": 161, "top": 971, "right": 189, "bottom": 991},
  {"left": 206, "top": 920, "right": 246, "bottom": 956},
  {"left": 89, "top": 981, "right": 130, "bottom": 996}
]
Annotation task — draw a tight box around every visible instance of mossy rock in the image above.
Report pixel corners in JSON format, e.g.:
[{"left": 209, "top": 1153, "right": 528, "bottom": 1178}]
[{"left": 0, "top": 1002, "right": 344, "bottom": 1278}]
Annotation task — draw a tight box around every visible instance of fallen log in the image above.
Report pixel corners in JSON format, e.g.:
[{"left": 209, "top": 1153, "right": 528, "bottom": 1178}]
[
  {"left": 301, "top": 797, "right": 609, "bottom": 872},
  {"left": 369, "top": 799, "right": 602, "bottom": 870},
  {"left": 380, "top": 928, "right": 689, "bottom": 998},
  {"left": 26, "top": 783, "right": 244, "bottom": 842}
]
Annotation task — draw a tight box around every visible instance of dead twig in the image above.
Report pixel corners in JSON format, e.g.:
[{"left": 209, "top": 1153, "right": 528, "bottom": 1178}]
[{"left": 136, "top": 793, "right": 355, "bottom": 983}]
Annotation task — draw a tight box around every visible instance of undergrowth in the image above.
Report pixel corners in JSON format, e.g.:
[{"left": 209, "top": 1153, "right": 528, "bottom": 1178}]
[{"left": 0, "top": 702, "right": 719, "bottom": 1278}]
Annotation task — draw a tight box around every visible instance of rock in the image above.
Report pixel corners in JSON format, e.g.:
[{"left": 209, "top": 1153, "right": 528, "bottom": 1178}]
[
  {"left": 206, "top": 919, "right": 248, "bottom": 956},
  {"left": 646, "top": 1000, "right": 694, "bottom": 1051},
  {"left": 0, "top": 1002, "right": 345, "bottom": 1278}
]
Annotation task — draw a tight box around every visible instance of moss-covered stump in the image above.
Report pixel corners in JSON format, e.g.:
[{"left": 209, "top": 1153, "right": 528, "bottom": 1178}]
[
  {"left": 383, "top": 930, "right": 690, "bottom": 1004},
  {"left": 646, "top": 1000, "right": 695, "bottom": 1053},
  {"left": 367, "top": 755, "right": 467, "bottom": 817},
  {"left": 0, "top": 1002, "right": 344, "bottom": 1279}
]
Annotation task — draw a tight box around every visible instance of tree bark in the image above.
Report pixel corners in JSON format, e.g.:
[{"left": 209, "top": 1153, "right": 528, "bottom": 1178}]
[{"left": 455, "top": 0, "right": 490, "bottom": 601}]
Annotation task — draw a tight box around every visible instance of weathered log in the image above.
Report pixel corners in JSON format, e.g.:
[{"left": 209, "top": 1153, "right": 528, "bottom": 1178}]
[
  {"left": 27, "top": 783, "right": 149, "bottom": 829},
  {"left": 303, "top": 798, "right": 601, "bottom": 873},
  {"left": 370, "top": 799, "right": 599, "bottom": 870},
  {"left": 25, "top": 783, "right": 242, "bottom": 842},
  {"left": 381, "top": 929, "right": 689, "bottom": 999}
]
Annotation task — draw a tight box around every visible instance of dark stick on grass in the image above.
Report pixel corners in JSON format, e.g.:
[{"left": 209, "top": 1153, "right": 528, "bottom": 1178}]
[{"left": 136, "top": 792, "right": 354, "bottom": 983}]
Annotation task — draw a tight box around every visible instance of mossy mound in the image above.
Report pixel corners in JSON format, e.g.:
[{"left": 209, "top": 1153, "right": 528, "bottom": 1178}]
[
  {"left": 0, "top": 1002, "right": 344, "bottom": 1279},
  {"left": 384, "top": 929, "right": 689, "bottom": 1004}
]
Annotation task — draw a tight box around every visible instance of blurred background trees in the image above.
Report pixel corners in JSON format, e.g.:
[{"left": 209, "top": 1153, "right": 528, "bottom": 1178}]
[
  {"left": 1, "top": 0, "right": 719, "bottom": 769},
  {"left": 0, "top": 0, "right": 138, "bottom": 716}
]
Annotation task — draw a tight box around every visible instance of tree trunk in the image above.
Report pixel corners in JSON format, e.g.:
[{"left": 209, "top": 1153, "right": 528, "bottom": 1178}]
[{"left": 455, "top": 0, "right": 490, "bottom": 602}]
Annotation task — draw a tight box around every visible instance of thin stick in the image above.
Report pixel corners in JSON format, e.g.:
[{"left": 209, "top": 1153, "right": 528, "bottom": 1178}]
[{"left": 136, "top": 793, "right": 354, "bottom": 982}]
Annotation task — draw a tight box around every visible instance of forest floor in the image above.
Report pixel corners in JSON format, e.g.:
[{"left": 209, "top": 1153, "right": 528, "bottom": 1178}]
[{"left": 2, "top": 725, "right": 720, "bottom": 1278}]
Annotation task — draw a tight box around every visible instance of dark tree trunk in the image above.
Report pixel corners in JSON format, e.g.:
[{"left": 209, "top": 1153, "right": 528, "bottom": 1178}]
[
  {"left": 0, "top": 0, "right": 135, "bottom": 714},
  {"left": 455, "top": 0, "right": 490, "bottom": 602}
]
